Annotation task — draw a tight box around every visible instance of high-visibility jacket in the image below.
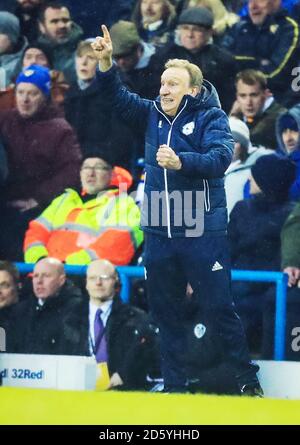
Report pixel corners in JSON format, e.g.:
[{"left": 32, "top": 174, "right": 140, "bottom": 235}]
[{"left": 24, "top": 186, "right": 143, "bottom": 265}]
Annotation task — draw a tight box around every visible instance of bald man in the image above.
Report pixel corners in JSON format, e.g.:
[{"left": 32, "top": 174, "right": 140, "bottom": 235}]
[
  {"left": 10, "top": 257, "right": 85, "bottom": 355},
  {"left": 81, "top": 259, "right": 160, "bottom": 390}
]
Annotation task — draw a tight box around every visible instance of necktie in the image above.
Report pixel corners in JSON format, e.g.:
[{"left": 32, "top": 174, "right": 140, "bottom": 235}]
[{"left": 94, "top": 308, "right": 108, "bottom": 363}]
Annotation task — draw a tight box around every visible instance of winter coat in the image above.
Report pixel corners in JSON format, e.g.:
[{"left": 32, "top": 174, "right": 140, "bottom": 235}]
[
  {"left": 37, "top": 23, "right": 83, "bottom": 83},
  {"left": 0, "top": 36, "right": 28, "bottom": 88},
  {"left": 80, "top": 297, "right": 160, "bottom": 390},
  {"left": 152, "top": 42, "right": 236, "bottom": 113},
  {"left": 221, "top": 9, "right": 299, "bottom": 104},
  {"left": 24, "top": 182, "right": 143, "bottom": 266},
  {"left": 0, "top": 305, "right": 16, "bottom": 352},
  {"left": 0, "top": 104, "right": 81, "bottom": 207},
  {"left": 228, "top": 195, "right": 294, "bottom": 298},
  {"left": 225, "top": 147, "right": 273, "bottom": 216},
  {"left": 0, "top": 134, "right": 8, "bottom": 186},
  {"left": 96, "top": 66, "right": 233, "bottom": 238},
  {"left": 117, "top": 42, "right": 161, "bottom": 100},
  {"left": 281, "top": 201, "right": 300, "bottom": 269},
  {"left": 9, "top": 281, "right": 85, "bottom": 355},
  {"left": 64, "top": 79, "right": 135, "bottom": 167},
  {"left": 276, "top": 104, "right": 300, "bottom": 200}
]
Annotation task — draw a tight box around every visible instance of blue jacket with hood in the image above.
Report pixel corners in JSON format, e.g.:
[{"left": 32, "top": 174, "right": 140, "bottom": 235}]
[
  {"left": 276, "top": 104, "right": 300, "bottom": 200},
  {"left": 96, "top": 66, "right": 233, "bottom": 237}
]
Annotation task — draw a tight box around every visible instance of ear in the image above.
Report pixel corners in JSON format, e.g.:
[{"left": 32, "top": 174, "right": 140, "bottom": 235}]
[{"left": 190, "top": 86, "right": 200, "bottom": 97}]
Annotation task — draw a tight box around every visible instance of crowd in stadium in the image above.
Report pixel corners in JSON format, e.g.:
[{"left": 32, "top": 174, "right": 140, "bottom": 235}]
[{"left": 1, "top": 0, "right": 300, "bottom": 394}]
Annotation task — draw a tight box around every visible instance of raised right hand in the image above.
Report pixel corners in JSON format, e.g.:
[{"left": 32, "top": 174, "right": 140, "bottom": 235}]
[{"left": 91, "top": 24, "right": 113, "bottom": 72}]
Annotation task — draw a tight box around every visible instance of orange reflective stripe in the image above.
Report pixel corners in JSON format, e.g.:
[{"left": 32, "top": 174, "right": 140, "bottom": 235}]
[
  {"left": 24, "top": 220, "right": 51, "bottom": 250},
  {"left": 66, "top": 208, "right": 83, "bottom": 223}
]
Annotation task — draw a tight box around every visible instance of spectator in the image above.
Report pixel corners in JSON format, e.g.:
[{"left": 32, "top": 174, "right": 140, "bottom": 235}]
[
  {"left": 24, "top": 153, "right": 143, "bottom": 265},
  {"left": 221, "top": 0, "right": 299, "bottom": 106},
  {"left": 228, "top": 154, "right": 296, "bottom": 351},
  {"left": 64, "top": 40, "right": 134, "bottom": 166},
  {"left": 225, "top": 117, "right": 272, "bottom": 216},
  {"left": 261, "top": 200, "right": 300, "bottom": 360},
  {"left": 131, "top": 0, "right": 177, "bottom": 46},
  {"left": 9, "top": 258, "right": 85, "bottom": 355},
  {"left": 151, "top": 7, "right": 236, "bottom": 112},
  {"left": 110, "top": 20, "right": 160, "bottom": 100},
  {"left": 185, "top": 0, "right": 239, "bottom": 40},
  {"left": 0, "top": 11, "right": 28, "bottom": 88},
  {"left": 281, "top": 201, "right": 300, "bottom": 287},
  {"left": 22, "top": 43, "right": 69, "bottom": 105},
  {"left": 80, "top": 259, "right": 160, "bottom": 390},
  {"left": 0, "top": 261, "right": 19, "bottom": 343},
  {"left": 14, "top": 0, "right": 46, "bottom": 43},
  {"left": 230, "top": 69, "right": 286, "bottom": 150},
  {"left": 0, "top": 42, "right": 69, "bottom": 110},
  {"left": 0, "top": 64, "right": 81, "bottom": 261},
  {"left": 37, "top": 1, "right": 83, "bottom": 82},
  {"left": 276, "top": 105, "right": 300, "bottom": 201}
]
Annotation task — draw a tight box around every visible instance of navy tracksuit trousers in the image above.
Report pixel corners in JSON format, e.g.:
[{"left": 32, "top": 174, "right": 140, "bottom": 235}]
[{"left": 144, "top": 233, "right": 259, "bottom": 390}]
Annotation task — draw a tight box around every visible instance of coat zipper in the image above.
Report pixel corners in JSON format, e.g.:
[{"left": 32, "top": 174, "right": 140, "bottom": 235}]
[{"left": 154, "top": 100, "right": 188, "bottom": 238}]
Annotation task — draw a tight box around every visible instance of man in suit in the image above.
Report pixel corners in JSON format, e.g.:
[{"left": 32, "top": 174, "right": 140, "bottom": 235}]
[{"left": 83, "top": 259, "right": 159, "bottom": 390}]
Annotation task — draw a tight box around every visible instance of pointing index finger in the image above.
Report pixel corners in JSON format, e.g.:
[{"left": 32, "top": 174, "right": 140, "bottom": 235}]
[{"left": 101, "top": 24, "right": 111, "bottom": 42}]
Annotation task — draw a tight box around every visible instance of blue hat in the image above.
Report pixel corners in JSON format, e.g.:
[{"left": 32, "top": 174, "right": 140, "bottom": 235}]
[
  {"left": 16, "top": 65, "right": 51, "bottom": 96},
  {"left": 251, "top": 154, "right": 296, "bottom": 201}
]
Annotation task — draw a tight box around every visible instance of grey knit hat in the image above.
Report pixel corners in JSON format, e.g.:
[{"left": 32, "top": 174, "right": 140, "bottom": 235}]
[{"left": 0, "top": 12, "right": 20, "bottom": 46}]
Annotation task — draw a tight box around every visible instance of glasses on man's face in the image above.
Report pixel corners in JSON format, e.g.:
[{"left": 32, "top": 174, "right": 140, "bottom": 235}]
[
  {"left": 87, "top": 274, "right": 115, "bottom": 282},
  {"left": 81, "top": 165, "right": 111, "bottom": 172}
]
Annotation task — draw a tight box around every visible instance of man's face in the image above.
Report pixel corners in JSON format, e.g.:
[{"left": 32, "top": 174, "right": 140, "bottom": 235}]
[
  {"left": 17, "top": 0, "right": 43, "bottom": 11},
  {"left": 0, "top": 271, "right": 18, "bottom": 309},
  {"left": 76, "top": 51, "right": 98, "bottom": 81},
  {"left": 248, "top": 0, "right": 277, "bottom": 25},
  {"left": 178, "top": 24, "right": 212, "bottom": 53},
  {"left": 86, "top": 261, "right": 117, "bottom": 304},
  {"left": 16, "top": 83, "right": 46, "bottom": 118},
  {"left": 160, "top": 67, "right": 197, "bottom": 116},
  {"left": 114, "top": 47, "right": 141, "bottom": 72},
  {"left": 236, "top": 80, "right": 267, "bottom": 119},
  {"left": 23, "top": 48, "right": 49, "bottom": 68},
  {"left": 282, "top": 129, "right": 299, "bottom": 154},
  {"left": 0, "top": 34, "right": 13, "bottom": 54},
  {"left": 32, "top": 260, "right": 65, "bottom": 300},
  {"left": 80, "top": 158, "right": 112, "bottom": 194},
  {"left": 39, "top": 7, "right": 72, "bottom": 43},
  {"left": 141, "top": 0, "right": 164, "bottom": 24}
]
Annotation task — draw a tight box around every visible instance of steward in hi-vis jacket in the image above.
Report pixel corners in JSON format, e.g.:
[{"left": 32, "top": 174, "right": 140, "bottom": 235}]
[{"left": 24, "top": 154, "right": 143, "bottom": 266}]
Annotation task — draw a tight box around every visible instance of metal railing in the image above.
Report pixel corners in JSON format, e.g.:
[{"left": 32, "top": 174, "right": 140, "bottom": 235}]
[{"left": 16, "top": 264, "right": 288, "bottom": 361}]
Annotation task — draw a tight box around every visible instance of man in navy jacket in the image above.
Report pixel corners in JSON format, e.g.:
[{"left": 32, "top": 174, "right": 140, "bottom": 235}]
[{"left": 91, "top": 25, "right": 262, "bottom": 395}]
